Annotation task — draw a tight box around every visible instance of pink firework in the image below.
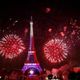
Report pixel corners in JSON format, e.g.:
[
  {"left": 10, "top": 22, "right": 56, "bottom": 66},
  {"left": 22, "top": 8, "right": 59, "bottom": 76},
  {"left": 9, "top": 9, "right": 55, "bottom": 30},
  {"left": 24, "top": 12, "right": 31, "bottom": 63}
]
[
  {"left": 0, "top": 34, "right": 25, "bottom": 59},
  {"left": 43, "top": 39, "right": 68, "bottom": 64}
]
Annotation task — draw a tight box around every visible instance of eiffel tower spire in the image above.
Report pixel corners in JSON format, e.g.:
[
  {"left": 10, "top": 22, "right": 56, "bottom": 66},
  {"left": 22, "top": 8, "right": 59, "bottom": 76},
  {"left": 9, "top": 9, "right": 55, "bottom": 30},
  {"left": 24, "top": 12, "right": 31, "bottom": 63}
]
[
  {"left": 22, "top": 16, "right": 42, "bottom": 75},
  {"left": 27, "top": 16, "right": 38, "bottom": 63},
  {"left": 29, "top": 16, "right": 34, "bottom": 51}
]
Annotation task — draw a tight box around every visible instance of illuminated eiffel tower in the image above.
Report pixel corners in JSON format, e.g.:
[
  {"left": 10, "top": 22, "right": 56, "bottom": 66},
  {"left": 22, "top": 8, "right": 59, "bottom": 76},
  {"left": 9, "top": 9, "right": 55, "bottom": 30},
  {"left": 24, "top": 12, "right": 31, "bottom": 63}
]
[{"left": 22, "top": 17, "right": 42, "bottom": 76}]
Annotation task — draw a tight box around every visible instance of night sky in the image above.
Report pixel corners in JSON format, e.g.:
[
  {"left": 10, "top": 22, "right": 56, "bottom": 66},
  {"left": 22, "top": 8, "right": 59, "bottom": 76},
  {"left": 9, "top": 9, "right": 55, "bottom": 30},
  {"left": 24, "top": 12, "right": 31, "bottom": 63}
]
[
  {"left": 0, "top": 0, "right": 80, "bottom": 71},
  {"left": 0, "top": 0, "right": 80, "bottom": 17}
]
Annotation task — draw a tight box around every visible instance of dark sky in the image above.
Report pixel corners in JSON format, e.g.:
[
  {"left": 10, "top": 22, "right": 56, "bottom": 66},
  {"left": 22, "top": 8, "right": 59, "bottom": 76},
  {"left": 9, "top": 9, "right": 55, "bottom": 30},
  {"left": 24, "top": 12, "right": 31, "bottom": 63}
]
[{"left": 0, "top": 0, "right": 80, "bottom": 17}]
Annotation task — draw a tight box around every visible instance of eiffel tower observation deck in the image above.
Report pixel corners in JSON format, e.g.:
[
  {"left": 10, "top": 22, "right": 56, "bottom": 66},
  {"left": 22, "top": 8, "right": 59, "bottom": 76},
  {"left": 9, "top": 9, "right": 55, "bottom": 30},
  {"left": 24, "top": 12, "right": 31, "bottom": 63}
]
[{"left": 22, "top": 16, "right": 42, "bottom": 76}]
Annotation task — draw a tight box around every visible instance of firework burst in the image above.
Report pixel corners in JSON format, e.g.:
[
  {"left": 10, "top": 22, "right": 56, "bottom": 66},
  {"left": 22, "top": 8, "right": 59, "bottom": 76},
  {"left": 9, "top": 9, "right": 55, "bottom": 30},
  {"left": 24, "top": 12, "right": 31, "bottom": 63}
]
[
  {"left": 59, "top": 19, "right": 80, "bottom": 46},
  {"left": 43, "top": 38, "right": 68, "bottom": 64},
  {"left": 0, "top": 34, "right": 25, "bottom": 59}
]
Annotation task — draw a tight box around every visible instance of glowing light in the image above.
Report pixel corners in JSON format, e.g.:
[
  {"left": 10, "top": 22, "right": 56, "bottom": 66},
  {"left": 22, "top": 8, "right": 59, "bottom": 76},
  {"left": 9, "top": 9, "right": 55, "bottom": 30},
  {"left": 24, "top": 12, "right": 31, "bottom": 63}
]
[
  {"left": 48, "top": 28, "right": 52, "bottom": 32},
  {"left": 24, "top": 28, "right": 28, "bottom": 33},
  {"left": 15, "top": 20, "right": 18, "bottom": 23},
  {"left": 29, "top": 69, "right": 34, "bottom": 75},
  {"left": 24, "top": 28, "right": 28, "bottom": 37},
  {"left": 60, "top": 32, "right": 65, "bottom": 37},
  {"left": 45, "top": 7, "right": 51, "bottom": 13},
  {"left": 63, "top": 26, "right": 67, "bottom": 32},
  {"left": 0, "top": 34, "right": 25, "bottom": 59},
  {"left": 43, "top": 38, "right": 68, "bottom": 64},
  {"left": 30, "top": 21, "right": 33, "bottom": 37},
  {"left": 12, "top": 20, "right": 18, "bottom": 26}
]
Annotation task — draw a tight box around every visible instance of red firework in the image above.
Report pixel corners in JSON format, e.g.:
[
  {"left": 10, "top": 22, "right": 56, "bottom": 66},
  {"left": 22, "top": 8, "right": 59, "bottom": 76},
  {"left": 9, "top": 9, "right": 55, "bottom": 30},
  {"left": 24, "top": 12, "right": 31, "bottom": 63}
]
[
  {"left": 43, "top": 39, "right": 68, "bottom": 64},
  {"left": 0, "top": 34, "right": 25, "bottom": 59}
]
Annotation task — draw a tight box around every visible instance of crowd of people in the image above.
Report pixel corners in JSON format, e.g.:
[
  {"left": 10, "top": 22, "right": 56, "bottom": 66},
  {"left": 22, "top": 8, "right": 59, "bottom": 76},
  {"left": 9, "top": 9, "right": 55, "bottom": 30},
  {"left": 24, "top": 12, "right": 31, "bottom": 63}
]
[{"left": 0, "top": 68, "right": 80, "bottom": 80}]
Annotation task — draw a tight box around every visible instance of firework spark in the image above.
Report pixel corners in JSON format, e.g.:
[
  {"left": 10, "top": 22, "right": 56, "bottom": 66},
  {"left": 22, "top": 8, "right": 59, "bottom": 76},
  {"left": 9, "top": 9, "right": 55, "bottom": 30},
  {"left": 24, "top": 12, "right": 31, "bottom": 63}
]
[
  {"left": 43, "top": 38, "right": 68, "bottom": 64},
  {"left": 0, "top": 34, "right": 25, "bottom": 59},
  {"left": 59, "top": 19, "right": 80, "bottom": 46}
]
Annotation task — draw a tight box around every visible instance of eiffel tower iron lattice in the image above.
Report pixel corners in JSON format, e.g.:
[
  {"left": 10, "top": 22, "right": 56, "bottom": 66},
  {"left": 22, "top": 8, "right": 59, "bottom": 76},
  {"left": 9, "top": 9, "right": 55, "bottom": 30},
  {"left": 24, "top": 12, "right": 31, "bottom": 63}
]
[{"left": 22, "top": 17, "right": 42, "bottom": 76}]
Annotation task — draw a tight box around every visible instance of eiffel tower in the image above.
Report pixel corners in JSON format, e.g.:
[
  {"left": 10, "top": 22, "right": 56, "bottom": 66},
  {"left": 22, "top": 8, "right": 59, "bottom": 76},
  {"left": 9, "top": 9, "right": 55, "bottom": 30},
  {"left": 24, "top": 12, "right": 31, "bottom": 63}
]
[{"left": 22, "top": 17, "right": 42, "bottom": 76}]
